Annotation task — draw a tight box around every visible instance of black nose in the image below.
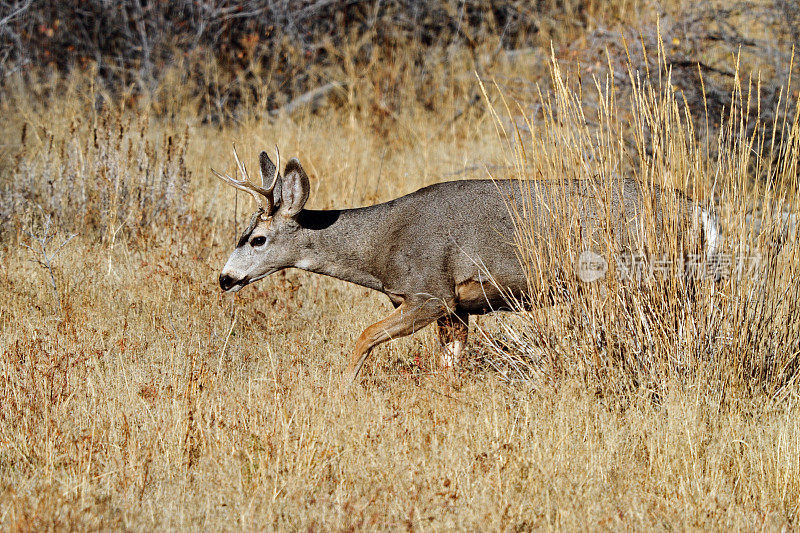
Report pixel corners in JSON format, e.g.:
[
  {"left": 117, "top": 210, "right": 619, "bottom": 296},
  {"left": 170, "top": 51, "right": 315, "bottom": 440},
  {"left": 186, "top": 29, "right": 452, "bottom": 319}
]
[{"left": 219, "top": 274, "right": 236, "bottom": 291}]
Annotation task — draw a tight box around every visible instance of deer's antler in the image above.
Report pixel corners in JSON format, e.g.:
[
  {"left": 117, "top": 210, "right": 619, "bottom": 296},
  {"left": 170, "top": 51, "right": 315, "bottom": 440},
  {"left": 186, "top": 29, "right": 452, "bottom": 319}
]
[{"left": 212, "top": 144, "right": 280, "bottom": 212}]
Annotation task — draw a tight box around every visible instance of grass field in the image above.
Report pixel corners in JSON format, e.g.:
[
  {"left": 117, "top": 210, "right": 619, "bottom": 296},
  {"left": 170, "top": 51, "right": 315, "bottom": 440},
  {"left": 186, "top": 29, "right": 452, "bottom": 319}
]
[{"left": 2, "top": 4, "right": 800, "bottom": 529}]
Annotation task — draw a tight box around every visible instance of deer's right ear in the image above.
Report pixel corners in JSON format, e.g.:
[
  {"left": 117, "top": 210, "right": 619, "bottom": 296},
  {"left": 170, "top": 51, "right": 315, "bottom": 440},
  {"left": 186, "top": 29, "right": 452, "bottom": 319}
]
[
  {"left": 279, "top": 158, "right": 310, "bottom": 217},
  {"left": 259, "top": 151, "right": 277, "bottom": 182},
  {"left": 259, "top": 150, "right": 283, "bottom": 212}
]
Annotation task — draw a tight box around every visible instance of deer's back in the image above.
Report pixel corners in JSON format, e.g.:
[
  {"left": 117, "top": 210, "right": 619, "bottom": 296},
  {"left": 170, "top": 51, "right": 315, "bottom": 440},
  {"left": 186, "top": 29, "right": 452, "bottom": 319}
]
[{"left": 360, "top": 177, "right": 694, "bottom": 310}]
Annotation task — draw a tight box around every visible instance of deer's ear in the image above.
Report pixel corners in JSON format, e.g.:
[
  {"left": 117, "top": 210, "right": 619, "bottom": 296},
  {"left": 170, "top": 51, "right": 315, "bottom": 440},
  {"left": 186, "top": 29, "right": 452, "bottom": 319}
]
[
  {"left": 259, "top": 150, "right": 283, "bottom": 213},
  {"left": 259, "top": 151, "right": 277, "bottom": 184},
  {"left": 279, "top": 158, "right": 310, "bottom": 217}
]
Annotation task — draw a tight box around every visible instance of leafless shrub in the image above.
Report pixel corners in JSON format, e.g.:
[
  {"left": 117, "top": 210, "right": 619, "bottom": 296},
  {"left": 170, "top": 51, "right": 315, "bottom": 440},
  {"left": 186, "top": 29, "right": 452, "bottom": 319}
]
[
  {"left": 20, "top": 205, "right": 76, "bottom": 311},
  {"left": 0, "top": 0, "right": 32, "bottom": 77},
  {"left": 557, "top": 1, "right": 800, "bottom": 168},
  {"left": 0, "top": 0, "right": 608, "bottom": 119}
]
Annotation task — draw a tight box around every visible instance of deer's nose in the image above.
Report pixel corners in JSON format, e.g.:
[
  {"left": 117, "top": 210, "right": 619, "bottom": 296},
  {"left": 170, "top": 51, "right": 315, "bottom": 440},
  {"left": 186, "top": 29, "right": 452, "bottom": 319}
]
[{"left": 219, "top": 273, "right": 236, "bottom": 291}]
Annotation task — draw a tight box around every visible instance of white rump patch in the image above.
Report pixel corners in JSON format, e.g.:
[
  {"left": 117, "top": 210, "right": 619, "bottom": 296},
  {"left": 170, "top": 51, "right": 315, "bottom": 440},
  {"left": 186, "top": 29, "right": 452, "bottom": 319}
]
[
  {"left": 694, "top": 205, "right": 721, "bottom": 260},
  {"left": 440, "top": 340, "right": 464, "bottom": 368}
]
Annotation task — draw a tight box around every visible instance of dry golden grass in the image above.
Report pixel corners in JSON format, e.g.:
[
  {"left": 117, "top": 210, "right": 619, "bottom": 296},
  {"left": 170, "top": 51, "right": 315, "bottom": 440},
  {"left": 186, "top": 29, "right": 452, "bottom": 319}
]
[
  {"left": 2, "top": 44, "right": 800, "bottom": 532},
  {"left": 3, "top": 229, "right": 799, "bottom": 530}
]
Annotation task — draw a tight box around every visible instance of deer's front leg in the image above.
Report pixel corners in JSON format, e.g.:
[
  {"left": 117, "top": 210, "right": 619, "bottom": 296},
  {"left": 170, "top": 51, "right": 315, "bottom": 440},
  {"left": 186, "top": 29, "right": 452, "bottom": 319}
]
[
  {"left": 436, "top": 311, "right": 469, "bottom": 368},
  {"left": 346, "top": 297, "right": 447, "bottom": 386}
]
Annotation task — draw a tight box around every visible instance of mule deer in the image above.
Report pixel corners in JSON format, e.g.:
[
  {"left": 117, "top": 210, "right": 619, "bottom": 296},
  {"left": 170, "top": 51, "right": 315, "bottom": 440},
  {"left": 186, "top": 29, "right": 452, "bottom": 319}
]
[{"left": 214, "top": 148, "right": 719, "bottom": 384}]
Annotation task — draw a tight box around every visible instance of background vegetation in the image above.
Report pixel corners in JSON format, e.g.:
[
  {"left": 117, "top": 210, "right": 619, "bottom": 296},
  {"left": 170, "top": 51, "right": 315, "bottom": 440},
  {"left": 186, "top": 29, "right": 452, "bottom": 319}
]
[{"left": 1, "top": 0, "right": 799, "bottom": 529}]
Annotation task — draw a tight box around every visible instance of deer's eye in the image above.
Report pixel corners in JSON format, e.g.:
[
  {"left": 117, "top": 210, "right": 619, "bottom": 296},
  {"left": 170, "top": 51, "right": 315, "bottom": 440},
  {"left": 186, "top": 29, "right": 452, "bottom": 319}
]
[{"left": 250, "top": 236, "right": 267, "bottom": 247}]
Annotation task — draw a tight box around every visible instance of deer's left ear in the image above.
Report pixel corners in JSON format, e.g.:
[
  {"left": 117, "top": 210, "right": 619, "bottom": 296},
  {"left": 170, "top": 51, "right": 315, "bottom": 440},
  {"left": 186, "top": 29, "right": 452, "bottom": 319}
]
[{"left": 279, "top": 158, "right": 310, "bottom": 217}]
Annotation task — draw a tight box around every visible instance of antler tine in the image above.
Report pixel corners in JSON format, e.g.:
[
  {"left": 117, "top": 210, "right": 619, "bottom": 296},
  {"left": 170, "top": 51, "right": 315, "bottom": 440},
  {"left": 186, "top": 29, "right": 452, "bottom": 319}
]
[
  {"left": 273, "top": 145, "right": 281, "bottom": 189},
  {"left": 212, "top": 143, "right": 279, "bottom": 210},
  {"left": 210, "top": 166, "right": 265, "bottom": 210},
  {"left": 232, "top": 143, "right": 249, "bottom": 182},
  {"left": 256, "top": 145, "right": 282, "bottom": 214},
  {"left": 261, "top": 145, "right": 281, "bottom": 192}
]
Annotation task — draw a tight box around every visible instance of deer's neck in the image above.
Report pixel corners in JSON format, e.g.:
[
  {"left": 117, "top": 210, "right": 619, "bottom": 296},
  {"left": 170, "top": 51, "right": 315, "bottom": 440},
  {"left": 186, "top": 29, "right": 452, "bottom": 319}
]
[{"left": 293, "top": 208, "right": 387, "bottom": 292}]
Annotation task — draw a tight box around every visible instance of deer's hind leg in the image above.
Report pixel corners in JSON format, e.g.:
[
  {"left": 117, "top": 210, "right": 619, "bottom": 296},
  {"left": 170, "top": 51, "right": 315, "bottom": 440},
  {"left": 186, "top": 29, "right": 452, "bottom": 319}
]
[
  {"left": 346, "top": 296, "right": 448, "bottom": 386},
  {"left": 436, "top": 311, "right": 469, "bottom": 368}
]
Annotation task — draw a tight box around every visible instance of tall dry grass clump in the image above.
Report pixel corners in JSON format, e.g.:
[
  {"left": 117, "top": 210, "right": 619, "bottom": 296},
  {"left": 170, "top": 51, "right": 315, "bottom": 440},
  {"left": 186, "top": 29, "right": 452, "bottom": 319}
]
[
  {"left": 0, "top": 76, "right": 191, "bottom": 243},
  {"left": 480, "top": 48, "right": 800, "bottom": 405}
]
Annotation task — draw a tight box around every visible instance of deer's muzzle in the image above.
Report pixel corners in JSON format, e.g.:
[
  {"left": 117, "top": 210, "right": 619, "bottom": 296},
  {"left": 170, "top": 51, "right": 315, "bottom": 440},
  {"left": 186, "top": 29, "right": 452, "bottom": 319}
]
[{"left": 219, "top": 273, "right": 247, "bottom": 292}]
